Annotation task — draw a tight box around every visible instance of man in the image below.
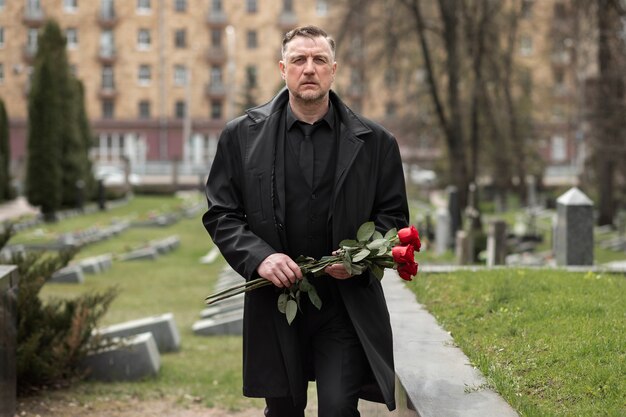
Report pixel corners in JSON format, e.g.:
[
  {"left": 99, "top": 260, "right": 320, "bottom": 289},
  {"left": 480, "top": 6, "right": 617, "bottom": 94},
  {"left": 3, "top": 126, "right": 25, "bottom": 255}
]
[{"left": 203, "top": 26, "right": 409, "bottom": 417}]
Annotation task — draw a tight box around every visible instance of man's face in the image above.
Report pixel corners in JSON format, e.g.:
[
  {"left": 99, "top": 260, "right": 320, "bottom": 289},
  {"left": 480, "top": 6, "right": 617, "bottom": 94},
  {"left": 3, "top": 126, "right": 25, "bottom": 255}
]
[{"left": 280, "top": 35, "right": 337, "bottom": 103}]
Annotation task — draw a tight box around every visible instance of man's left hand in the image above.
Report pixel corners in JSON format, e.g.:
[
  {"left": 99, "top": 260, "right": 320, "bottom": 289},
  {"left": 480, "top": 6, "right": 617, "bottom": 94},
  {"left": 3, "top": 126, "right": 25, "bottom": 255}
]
[{"left": 324, "top": 264, "right": 353, "bottom": 280}]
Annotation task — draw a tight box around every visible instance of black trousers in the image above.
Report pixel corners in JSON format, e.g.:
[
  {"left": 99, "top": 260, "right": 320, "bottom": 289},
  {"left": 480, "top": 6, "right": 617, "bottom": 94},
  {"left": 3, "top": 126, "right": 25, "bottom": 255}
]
[{"left": 264, "top": 287, "right": 367, "bottom": 417}]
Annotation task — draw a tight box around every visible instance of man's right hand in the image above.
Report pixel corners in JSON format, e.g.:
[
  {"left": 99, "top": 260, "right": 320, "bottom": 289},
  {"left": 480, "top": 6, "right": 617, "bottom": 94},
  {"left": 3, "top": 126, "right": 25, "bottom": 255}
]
[{"left": 257, "top": 253, "right": 302, "bottom": 288}]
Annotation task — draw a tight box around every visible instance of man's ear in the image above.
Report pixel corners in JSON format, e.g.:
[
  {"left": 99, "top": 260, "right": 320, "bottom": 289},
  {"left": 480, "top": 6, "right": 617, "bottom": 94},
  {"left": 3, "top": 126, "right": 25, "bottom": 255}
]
[{"left": 279, "top": 61, "right": 286, "bottom": 80}]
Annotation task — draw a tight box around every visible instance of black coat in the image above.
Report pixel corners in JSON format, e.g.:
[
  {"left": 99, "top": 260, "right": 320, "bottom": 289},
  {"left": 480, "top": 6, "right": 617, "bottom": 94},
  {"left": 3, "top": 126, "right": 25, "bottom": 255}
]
[{"left": 203, "top": 89, "right": 409, "bottom": 411}]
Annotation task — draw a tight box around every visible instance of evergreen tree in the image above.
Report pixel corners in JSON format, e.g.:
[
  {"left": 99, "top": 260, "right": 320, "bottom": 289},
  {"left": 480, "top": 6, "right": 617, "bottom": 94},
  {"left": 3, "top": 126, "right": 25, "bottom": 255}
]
[
  {"left": 25, "top": 21, "right": 65, "bottom": 220},
  {"left": 0, "top": 98, "right": 11, "bottom": 201},
  {"left": 75, "top": 80, "right": 95, "bottom": 201},
  {"left": 59, "top": 76, "right": 84, "bottom": 208}
]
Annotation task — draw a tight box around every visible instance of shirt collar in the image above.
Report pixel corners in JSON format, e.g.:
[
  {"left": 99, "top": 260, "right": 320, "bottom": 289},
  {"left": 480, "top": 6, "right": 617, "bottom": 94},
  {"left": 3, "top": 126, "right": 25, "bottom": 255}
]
[{"left": 286, "top": 101, "right": 334, "bottom": 131}]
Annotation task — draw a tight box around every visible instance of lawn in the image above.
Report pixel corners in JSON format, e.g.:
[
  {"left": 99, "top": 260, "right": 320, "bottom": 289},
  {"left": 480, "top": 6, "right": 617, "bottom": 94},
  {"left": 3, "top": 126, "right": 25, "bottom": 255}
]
[
  {"left": 11, "top": 194, "right": 263, "bottom": 411},
  {"left": 407, "top": 269, "right": 626, "bottom": 417}
]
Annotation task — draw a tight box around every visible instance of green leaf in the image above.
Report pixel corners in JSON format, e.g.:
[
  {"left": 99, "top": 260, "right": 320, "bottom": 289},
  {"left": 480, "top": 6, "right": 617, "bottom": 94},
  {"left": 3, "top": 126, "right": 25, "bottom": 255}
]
[
  {"left": 298, "top": 277, "right": 313, "bottom": 292},
  {"left": 352, "top": 248, "right": 371, "bottom": 262},
  {"left": 373, "top": 230, "right": 384, "bottom": 241},
  {"left": 377, "top": 246, "right": 387, "bottom": 256},
  {"left": 307, "top": 287, "right": 322, "bottom": 310},
  {"left": 342, "top": 259, "right": 354, "bottom": 275},
  {"left": 351, "top": 263, "right": 366, "bottom": 275},
  {"left": 339, "top": 239, "right": 359, "bottom": 248},
  {"left": 277, "top": 293, "right": 288, "bottom": 314},
  {"left": 356, "top": 222, "right": 376, "bottom": 242},
  {"left": 371, "top": 263, "right": 385, "bottom": 280},
  {"left": 286, "top": 300, "right": 298, "bottom": 325},
  {"left": 366, "top": 238, "right": 387, "bottom": 250},
  {"left": 384, "top": 228, "right": 397, "bottom": 240}
]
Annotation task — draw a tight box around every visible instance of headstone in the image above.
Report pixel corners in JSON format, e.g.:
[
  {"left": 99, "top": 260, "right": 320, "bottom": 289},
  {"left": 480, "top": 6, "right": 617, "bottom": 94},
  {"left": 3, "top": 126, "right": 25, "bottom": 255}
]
[
  {"left": 455, "top": 230, "right": 472, "bottom": 265},
  {"left": 447, "top": 186, "right": 462, "bottom": 246},
  {"left": 120, "top": 247, "right": 159, "bottom": 261},
  {"left": 555, "top": 187, "right": 594, "bottom": 266},
  {"left": 151, "top": 235, "right": 180, "bottom": 254},
  {"left": 78, "top": 254, "right": 113, "bottom": 275},
  {"left": 0, "top": 266, "right": 19, "bottom": 417},
  {"left": 81, "top": 332, "right": 160, "bottom": 381},
  {"left": 95, "top": 313, "right": 181, "bottom": 353},
  {"left": 200, "top": 247, "right": 220, "bottom": 264},
  {"left": 50, "top": 265, "right": 85, "bottom": 284},
  {"left": 486, "top": 221, "right": 507, "bottom": 267},
  {"left": 192, "top": 314, "right": 243, "bottom": 336},
  {"left": 526, "top": 175, "right": 537, "bottom": 208},
  {"left": 200, "top": 302, "right": 244, "bottom": 320},
  {"left": 435, "top": 208, "right": 450, "bottom": 256}
]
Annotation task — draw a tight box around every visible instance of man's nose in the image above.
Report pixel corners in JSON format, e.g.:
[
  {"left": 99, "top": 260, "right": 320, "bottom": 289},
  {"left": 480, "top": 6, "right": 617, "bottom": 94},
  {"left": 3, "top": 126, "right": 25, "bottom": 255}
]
[{"left": 303, "top": 58, "right": 315, "bottom": 73}]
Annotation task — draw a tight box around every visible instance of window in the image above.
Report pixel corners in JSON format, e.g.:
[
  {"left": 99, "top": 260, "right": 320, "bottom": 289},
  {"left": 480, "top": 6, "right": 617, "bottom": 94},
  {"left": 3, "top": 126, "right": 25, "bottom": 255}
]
[
  {"left": 175, "top": 100, "right": 186, "bottom": 119},
  {"left": 137, "top": 0, "right": 150, "bottom": 12},
  {"left": 316, "top": 0, "right": 328, "bottom": 16},
  {"left": 0, "top": 63, "right": 4, "bottom": 83},
  {"left": 551, "top": 135, "right": 566, "bottom": 162},
  {"left": 210, "top": 65, "right": 223, "bottom": 86},
  {"left": 521, "top": 0, "right": 533, "bottom": 19},
  {"left": 519, "top": 35, "right": 533, "bottom": 56},
  {"left": 138, "top": 64, "right": 151, "bottom": 84},
  {"left": 174, "top": 0, "right": 186, "bottom": 12},
  {"left": 246, "top": 65, "right": 257, "bottom": 88},
  {"left": 283, "top": 0, "right": 293, "bottom": 13},
  {"left": 100, "top": 30, "right": 114, "bottom": 57},
  {"left": 211, "top": 29, "right": 222, "bottom": 47},
  {"left": 0, "top": 27, "right": 4, "bottom": 48},
  {"left": 138, "top": 100, "right": 151, "bottom": 118},
  {"left": 246, "top": 30, "right": 257, "bottom": 49},
  {"left": 0, "top": 0, "right": 4, "bottom": 11},
  {"left": 174, "top": 65, "right": 188, "bottom": 86},
  {"left": 211, "top": 100, "right": 222, "bottom": 120},
  {"left": 211, "top": 0, "right": 222, "bottom": 12},
  {"left": 174, "top": 29, "right": 186, "bottom": 48},
  {"left": 101, "top": 0, "right": 115, "bottom": 18},
  {"left": 27, "top": 0, "right": 42, "bottom": 13},
  {"left": 64, "top": 0, "right": 78, "bottom": 12},
  {"left": 101, "top": 65, "right": 114, "bottom": 89},
  {"left": 66, "top": 28, "right": 78, "bottom": 49},
  {"left": 102, "top": 100, "right": 114, "bottom": 118},
  {"left": 137, "top": 29, "right": 151, "bottom": 49},
  {"left": 246, "top": 0, "right": 257, "bottom": 13},
  {"left": 27, "top": 28, "right": 38, "bottom": 54}
]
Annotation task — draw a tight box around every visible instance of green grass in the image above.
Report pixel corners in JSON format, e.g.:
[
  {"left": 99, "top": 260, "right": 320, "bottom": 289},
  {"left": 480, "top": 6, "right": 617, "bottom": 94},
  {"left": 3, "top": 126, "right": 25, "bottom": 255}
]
[
  {"left": 407, "top": 269, "right": 626, "bottom": 417},
  {"left": 12, "top": 194, "right": 263, "bottom": 410}
]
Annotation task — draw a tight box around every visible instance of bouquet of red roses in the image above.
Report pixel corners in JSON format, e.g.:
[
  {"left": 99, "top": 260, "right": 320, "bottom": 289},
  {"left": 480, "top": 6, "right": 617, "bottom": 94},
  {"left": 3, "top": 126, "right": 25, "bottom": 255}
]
[{"left": 206, "top": 222, "right": 420, "bottom": 324}]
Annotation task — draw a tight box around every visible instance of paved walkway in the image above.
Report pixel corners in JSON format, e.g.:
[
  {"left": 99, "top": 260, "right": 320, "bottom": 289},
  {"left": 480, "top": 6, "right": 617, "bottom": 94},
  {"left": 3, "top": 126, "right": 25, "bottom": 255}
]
[{"left": 0, "top": 196, "right": 39, "bottom": 222}]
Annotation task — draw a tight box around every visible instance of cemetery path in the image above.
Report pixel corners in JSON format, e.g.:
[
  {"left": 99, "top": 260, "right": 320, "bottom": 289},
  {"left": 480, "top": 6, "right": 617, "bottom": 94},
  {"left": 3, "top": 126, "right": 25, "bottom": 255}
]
[
  {"left": 17, "top": 396, "right": 262, "bottom": 417},
  {"left": 0, "top": 196, "right": 39, "bottom": 222}
]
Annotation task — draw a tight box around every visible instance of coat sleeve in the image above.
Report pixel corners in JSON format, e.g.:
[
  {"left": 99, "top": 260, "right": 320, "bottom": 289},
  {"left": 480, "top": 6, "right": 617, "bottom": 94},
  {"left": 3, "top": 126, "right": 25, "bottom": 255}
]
[
  {"left": 372, "top": 135, "right": 410, "bottom": 233},
  {"left": 202, "top": 125, "right": 276, "bottom": 280}
]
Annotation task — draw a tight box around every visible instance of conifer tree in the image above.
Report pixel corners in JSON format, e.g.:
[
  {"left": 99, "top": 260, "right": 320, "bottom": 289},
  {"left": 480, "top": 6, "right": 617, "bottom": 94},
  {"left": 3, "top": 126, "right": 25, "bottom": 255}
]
[
  {"left": 75, "top": 80, "right": 95, "bottom": 201},
  {"left": 0, "top": 98, "right": 11, "bottom": 201},
  {"left": 25, "top": 21, "right": 65, "bottom": 220}
]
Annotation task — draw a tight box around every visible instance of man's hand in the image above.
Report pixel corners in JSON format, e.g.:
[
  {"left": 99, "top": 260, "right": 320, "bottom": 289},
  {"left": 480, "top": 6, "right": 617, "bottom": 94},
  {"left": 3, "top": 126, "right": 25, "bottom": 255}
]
[
  {"left": 324, "top": 264, "right": 353, "bottom": 280},
  {"left": 257, "top": 253, "right": 302, "bottom": 288}
]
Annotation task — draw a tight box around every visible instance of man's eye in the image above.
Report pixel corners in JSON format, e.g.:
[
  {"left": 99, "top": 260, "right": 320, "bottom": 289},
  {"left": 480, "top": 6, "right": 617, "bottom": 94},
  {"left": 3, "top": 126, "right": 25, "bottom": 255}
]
[{"left": 314, "top": 57, "right": 327, "bottom": 64}]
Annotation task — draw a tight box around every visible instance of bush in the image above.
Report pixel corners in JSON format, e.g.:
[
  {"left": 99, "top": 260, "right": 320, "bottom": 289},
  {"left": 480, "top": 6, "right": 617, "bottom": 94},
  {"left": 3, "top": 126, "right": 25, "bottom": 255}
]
[{"left": 0, "top": 226, "right": 117, "bottom": 392}]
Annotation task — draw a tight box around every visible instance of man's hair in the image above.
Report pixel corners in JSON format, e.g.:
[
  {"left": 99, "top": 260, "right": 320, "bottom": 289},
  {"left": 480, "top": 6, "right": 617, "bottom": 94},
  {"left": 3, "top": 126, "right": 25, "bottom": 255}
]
[{"left": 281, "top": 25, "right": 336, "bottom": 59}]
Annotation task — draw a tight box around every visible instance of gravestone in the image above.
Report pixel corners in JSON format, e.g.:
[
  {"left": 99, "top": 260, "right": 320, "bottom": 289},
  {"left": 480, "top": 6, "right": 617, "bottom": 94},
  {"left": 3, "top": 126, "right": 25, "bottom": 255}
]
[
  {"left": 78, "top": 254, "right": 113, "bottom": 274},
  {"left": 50, "top": 265, "right": 85, "bottom": 284},
  {"left": 526, "top": 175, "right": 537, "bottom": 208},
  {"left": 555, "top": 187, "right": 594, "bottom": 266},
  {"left": 81, "top": 332, "right": 160, "bottom": 381},
  {"left": 192, "top": 313, "right": 243, "bottom": 336},
  {"left": 455, "top": 230, "right": 472, "bottom": 265},
  {"left": 447, "top": 186, "right": 462, "bottom": 246},
  {"left": 95, "top": 313, "right": 181, "bottom": 353},
  {"left": 486, "top": 221, "right": 507, "bottom": 266},
  {"left": 120, "top": 247, "right": 159, "bottom": 261},
  {"left": 435, "top": 208, "right": 450, "bottom": 256},
  {"left": 0, "top": 266, "right": 19, "bottom": 417}
]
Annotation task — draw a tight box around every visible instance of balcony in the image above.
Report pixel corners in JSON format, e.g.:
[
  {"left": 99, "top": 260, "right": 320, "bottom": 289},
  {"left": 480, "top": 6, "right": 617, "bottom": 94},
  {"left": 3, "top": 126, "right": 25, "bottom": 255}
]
[
  {"left": 206, "top": 10, "right": 228, "bottom": 27},
  {"left": 98, "top": 8, "right": 118, "bottom": 28},
  {"left": 206, "top": 47, "right": 227, "bottom": 64},
  {"left": 98, "top": 86, "right": 117, "bottom": 99},
  {"left": 98, "top": 46, "right": 117, "bottom": 63},
  {"left": 205, "top": 82, "right": 226, "bottom": 98},
  {"left": 278, "top": 11, "right": 297, "bottom": 31},
  {"left": 22, "top": 44, "right": 38, "bottom": 62},
  {"left": 22, "top": 7, "right": 45, "bottom": 26}
]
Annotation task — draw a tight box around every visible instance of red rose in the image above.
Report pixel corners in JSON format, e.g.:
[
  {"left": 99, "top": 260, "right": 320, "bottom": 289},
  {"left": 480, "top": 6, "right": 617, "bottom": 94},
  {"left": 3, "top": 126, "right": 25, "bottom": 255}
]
[
  {"left": 392, "top": 244, "right": 414, "bottom": 264},
  {"left": 397, "top": 262, "right": 418, "bottom": 280},
  {"left": 398, "top": 225, "right": 421, "bottom": 251}
]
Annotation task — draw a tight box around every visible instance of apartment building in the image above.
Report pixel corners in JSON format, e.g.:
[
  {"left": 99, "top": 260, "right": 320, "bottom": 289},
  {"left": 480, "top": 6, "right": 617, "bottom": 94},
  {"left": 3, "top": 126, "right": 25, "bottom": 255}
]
[{"left": 0, "top": 0, "right": 337, "bottom": 178}]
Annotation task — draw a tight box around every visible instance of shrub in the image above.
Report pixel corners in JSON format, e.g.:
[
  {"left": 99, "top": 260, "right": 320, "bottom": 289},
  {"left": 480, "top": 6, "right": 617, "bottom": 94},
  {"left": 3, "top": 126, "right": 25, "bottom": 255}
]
[{"left": 0, "top": 226, "right": 117, "bottom": 392}]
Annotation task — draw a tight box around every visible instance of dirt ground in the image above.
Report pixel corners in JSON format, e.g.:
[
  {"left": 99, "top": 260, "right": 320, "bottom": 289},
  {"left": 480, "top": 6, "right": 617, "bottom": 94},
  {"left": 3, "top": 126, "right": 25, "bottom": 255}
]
[{"left": 16, "top": 396, "right": 263, "bottom": 417}]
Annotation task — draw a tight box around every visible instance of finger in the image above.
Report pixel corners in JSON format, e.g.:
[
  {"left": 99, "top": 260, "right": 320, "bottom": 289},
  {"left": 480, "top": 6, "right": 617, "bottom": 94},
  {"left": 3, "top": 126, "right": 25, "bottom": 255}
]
[{"left": 285, "top": 259, "right": 303, "bottom": 280}]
